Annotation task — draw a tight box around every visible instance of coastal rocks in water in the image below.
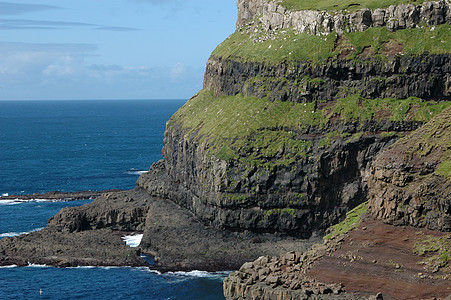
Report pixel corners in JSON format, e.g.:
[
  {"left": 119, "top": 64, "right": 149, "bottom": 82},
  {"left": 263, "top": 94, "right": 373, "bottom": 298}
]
[
  {"left": 0, "top": 187, "right": 320, "bottom": 271},
  {"left": 237, "top": 0, "right": 451, "bottom": 35},
  {"left": 0, "top": 228, "right": 147, "bottom": 267},
  {"left": 0, "top": 189, "right": 152, "bottom": 268},
  {"left": 48, "top": 188, "right": 151, "bottom": 233},
  {"left": 367, "top": 107, "right": 451, "bottom": 231}
]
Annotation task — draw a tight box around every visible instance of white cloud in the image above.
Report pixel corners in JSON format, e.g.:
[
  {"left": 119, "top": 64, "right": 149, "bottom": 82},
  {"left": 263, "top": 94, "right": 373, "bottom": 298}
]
[
  {"left": 0, "top": 42, "right": 203, "bottom": 100},
  {"left": 170, "top": 62, "right": 186, "bottom": 80}
]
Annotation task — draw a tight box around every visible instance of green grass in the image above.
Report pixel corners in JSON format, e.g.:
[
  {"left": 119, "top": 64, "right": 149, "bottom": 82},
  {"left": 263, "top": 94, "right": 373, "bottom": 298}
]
[
  {"left": 413, "top": 234, "right": 451, "bottom": 270},
  {"left": 436, "top": 160, "right": 451, "bottom": 178},
  {"left": 213, "top": 27, "right": 338, "bottom": 65},
  {"left": 343, "top": 25, "right": 451, "bottom": 57},
  {"left": 397, "top": 106, "right": 451, "bottom": 158},
  {"left": 274, "top": 0, "right": 431, "bottom": 12},
  {"left": 265, "top": 208, "right": 297, "bottom": 217},
  {"left": 169, "top": 90, "right": 450, "bottom": 169},
  {"left": 212, "top": 24, "right": 451, "bottom": 66},
  {"left": 324, "top": 202, "right": 368, "bottom": 239},
  {"left": 330, "top": 95, "right": 451, "bottom": 122}
]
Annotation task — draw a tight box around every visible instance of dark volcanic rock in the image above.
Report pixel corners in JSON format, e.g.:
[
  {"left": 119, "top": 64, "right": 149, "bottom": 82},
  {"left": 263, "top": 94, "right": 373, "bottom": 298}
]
[
  {"left": 139, "top": 196, "right": 320, "bottom": 272},
  {"left": 368, "top": 107, "right": 451, "bottom": 231},
  {"left": 138, "top": 119, "right": 412, "bottom": 236},
  {"left": 48, "top": 188, "right": 151, "bottom": 233},
  {"left": 204, "top": 54, "right": 451, "bottom": 103},
  {"left": 0, "top": 188, "right": 320, "bottom": 271},
  {"left": 0, "top": 228, "right": 147, "bottom": 267}
]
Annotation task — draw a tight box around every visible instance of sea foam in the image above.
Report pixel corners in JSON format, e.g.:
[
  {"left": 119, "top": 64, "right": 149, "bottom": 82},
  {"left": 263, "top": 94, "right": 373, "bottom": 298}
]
[
  {"left": 168, "top": 270, "right": 230, "bottom": 278},
  {"left": 0, "top": 199, "right": 60, "bottom": 206},
  {"left": 0, "top": 228, "right": 44, "bottom": 238},
  {"left": 121, "top": 234, "right": 143, "bottom": 247},
  {"left": 125, "top": 169, "right": 148, "bottom": 175}
]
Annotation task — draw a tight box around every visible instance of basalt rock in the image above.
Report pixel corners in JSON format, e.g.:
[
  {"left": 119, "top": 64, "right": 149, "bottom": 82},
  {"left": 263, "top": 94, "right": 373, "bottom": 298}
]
[
  {"left": 204, "top": 54, "right": 451, "bottom": 103},
  {"left": 237, "top": 0, "right": 451, "bottom": 35},
  {"left": 367, "top": 107, "right": 451, "bottom": 231},
  {"left": 48, "top": 188, "right": 151, "bottom": 233},
  {"left": 137, "top": 120, "right": 405, "bottom": 236}
]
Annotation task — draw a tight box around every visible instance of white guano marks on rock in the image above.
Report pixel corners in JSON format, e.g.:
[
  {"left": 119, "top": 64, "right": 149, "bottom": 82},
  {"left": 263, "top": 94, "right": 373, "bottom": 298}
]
[{"left": 237, "top": 0, "right": 451, "bottom": 35}]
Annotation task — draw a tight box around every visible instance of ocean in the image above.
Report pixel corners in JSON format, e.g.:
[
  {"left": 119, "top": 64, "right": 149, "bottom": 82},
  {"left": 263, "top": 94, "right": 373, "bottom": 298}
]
[{"left": 0, "top": 100, "right": 226, "bottom": 299}]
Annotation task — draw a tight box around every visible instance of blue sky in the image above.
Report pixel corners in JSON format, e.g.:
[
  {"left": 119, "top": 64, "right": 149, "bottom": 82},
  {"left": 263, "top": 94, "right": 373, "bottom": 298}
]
[{"left": 0, "top": 0, "right": 237, "bottom": 100}]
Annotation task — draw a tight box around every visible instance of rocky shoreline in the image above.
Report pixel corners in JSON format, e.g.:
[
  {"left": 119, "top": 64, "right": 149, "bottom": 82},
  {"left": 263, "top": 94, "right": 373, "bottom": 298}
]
[
  {"left": 0, "top": 187, "right": 321, "bottom": 272},
  {"left": 0, "top": 0, "right": 449, "bottom": 299},
  {"left": 0, "top": 189, "right": 122, "bottom": 202}
]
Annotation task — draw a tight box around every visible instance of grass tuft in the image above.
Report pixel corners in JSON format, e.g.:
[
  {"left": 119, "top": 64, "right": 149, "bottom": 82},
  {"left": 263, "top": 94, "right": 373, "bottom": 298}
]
[{"left": 324, "top": 202, "right": 368, "bottom": 240}]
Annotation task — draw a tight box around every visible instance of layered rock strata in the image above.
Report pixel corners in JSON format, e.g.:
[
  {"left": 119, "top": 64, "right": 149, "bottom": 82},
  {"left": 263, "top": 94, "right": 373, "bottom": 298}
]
[
  {"left": 237, "top": 0, "right": 451, "bottom": 35},
  {"left": 368, "top": 106, "right": 451, "bottom": 231},
  {"left": 204, "top": 54, "right": 451, "bottom": 103},
  {"left": 223, "top": 103, "right": 451, "bottom": 300},
  {"left": 138, "top": 117, "right": 420, "bottom": 236},
  {"left": 138, "top": 0, "right": 450, "bottom": 239}
]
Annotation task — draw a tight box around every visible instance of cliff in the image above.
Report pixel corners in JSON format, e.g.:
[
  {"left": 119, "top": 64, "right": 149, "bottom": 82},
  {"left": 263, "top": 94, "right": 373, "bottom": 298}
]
[
  {"left": 368, "top": 106, "right": 451, "bottom": 231},
  {"left": 138, "top": 0, "right": 450, "bottom": 237},
  {"left": 0, "top": 0, "right": 449, "bottom": 298},
  {"left": 223, "top": 109, "right": 451, "bottom": 300}
]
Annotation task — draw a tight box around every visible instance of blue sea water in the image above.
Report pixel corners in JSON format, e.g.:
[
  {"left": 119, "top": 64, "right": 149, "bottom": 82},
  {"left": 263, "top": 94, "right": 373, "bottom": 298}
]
[{"left": 0, "top": 100, "right": 226, "bottom": 299}]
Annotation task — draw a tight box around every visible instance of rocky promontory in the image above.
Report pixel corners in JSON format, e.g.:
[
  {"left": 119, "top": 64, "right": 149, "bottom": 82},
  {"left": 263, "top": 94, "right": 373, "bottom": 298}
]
[
  {"left": 223, "top": 108, "right": 451, "bottom": 299},
  {"left": 0, "top": 0, "right": 450, "bottom": 299}
]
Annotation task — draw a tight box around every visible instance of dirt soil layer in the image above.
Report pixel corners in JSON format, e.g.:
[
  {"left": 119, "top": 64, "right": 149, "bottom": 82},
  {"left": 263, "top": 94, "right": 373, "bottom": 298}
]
[{"left": 307, "top": 219, "right": 451, "bottom": 300}]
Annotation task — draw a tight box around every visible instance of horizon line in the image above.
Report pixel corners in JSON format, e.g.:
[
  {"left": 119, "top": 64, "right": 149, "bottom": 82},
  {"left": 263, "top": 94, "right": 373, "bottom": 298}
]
[{"left": 0, "top": 98, "right": 188, "bottom": 101}]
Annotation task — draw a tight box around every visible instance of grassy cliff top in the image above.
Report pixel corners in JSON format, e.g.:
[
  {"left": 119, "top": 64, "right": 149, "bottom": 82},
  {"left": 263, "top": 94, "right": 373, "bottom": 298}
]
[
  {"left": 212, "top": 23, "right": 450, "bottom": 65},
  {"left": 168, "top": 90, "right": 450, "bottom": 164},
  {"left": 273, "top": 0, "right": 433, "bottom": 12}
]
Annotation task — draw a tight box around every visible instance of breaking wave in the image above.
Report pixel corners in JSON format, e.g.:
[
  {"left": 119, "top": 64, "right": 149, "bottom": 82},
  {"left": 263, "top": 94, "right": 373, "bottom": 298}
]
[
  {"left": 121, "top": 234, "right": 143, "bottom": 247},
  {"left": 0, "top": 228, "right": 44, "bottom": 238}
]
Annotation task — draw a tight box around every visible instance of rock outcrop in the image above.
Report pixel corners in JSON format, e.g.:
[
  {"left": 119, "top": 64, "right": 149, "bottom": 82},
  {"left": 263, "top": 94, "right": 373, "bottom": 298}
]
[
  {"left": 137, "top": 0, "right": 450, "bottom": 237},
  {"left": 204, "top": 54, "right": 451, "bottom": 103},
  {"left": 0, "top": 3, "right": 449, "bottom": 300},
  {"left": 48, "top": 189, "right": 151, "bottom": 233},
  {"left": 237, "top": 0, "right": 451, "bottom": 35},
  {"left": 368, "top": 106, "right": 451, "bottom": 231}
]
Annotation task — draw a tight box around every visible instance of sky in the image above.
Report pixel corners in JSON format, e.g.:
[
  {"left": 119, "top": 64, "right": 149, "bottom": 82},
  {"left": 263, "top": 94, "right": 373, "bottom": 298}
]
[{"left": 0, "top": 0, "right": 237, "bottom": 100}]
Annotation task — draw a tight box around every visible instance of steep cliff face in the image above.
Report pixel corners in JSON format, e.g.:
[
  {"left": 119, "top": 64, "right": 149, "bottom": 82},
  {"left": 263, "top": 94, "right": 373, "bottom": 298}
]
[
  {"left": 204, "top": 53, "right": 450, "bottom": 103},
  {"left": 223, "top": 109, "right": 451, "bottom": 300},
  {"left": 368, "top": 106, "right": 451, "bottom": 231},
  {"left": 137, "top": 0, "right": 450, "bottom": 236},
  {"left": 236, "top": 0, "right": 451, "bottom": 35}
]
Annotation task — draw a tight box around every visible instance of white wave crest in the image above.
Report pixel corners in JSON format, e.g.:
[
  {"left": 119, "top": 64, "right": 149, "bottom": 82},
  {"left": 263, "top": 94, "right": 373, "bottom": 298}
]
[
  {"left": 1, "top": 193, "right": 8, "bottom": 197},
  {"left": 0, "top": 228, "right": 44, "bottom": 238},
  {"left": 0, "top": 265, "right": 18, "bottom": 268},
  {"left": 121, "top": 234, "right": 143, "bottom": 248},
  {"left": 168, "top": 270, "right": 230, "bottom": 278},
  {"left": 126, "top": 169, "right": 148, "bottom": 175},
  {"left": 0, "top": 199, "right": 60, "bottom": 205},
  {"left": 27, "top": 263, "right": 48, "bottom": 268}
]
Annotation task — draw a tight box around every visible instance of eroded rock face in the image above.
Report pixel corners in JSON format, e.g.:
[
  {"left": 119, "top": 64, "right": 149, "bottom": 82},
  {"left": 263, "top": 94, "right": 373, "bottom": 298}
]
[
  {"left": 0, "top": 228, "right": 147, "bottom": 268},
  {"left": 137, "top": 118, "right": 424, "bottom": 236},
  {"left": 48, "top": 189, "right": 151, "bottom": 233},
  {"left": 204, "top": 54, "right": 451, "bottom": 102},
  {"left": 237, "top": 0, "right": 451, "bottom": 35},
  {"left": 367, "top": 107, "right": 451, "bottom": 231}
]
